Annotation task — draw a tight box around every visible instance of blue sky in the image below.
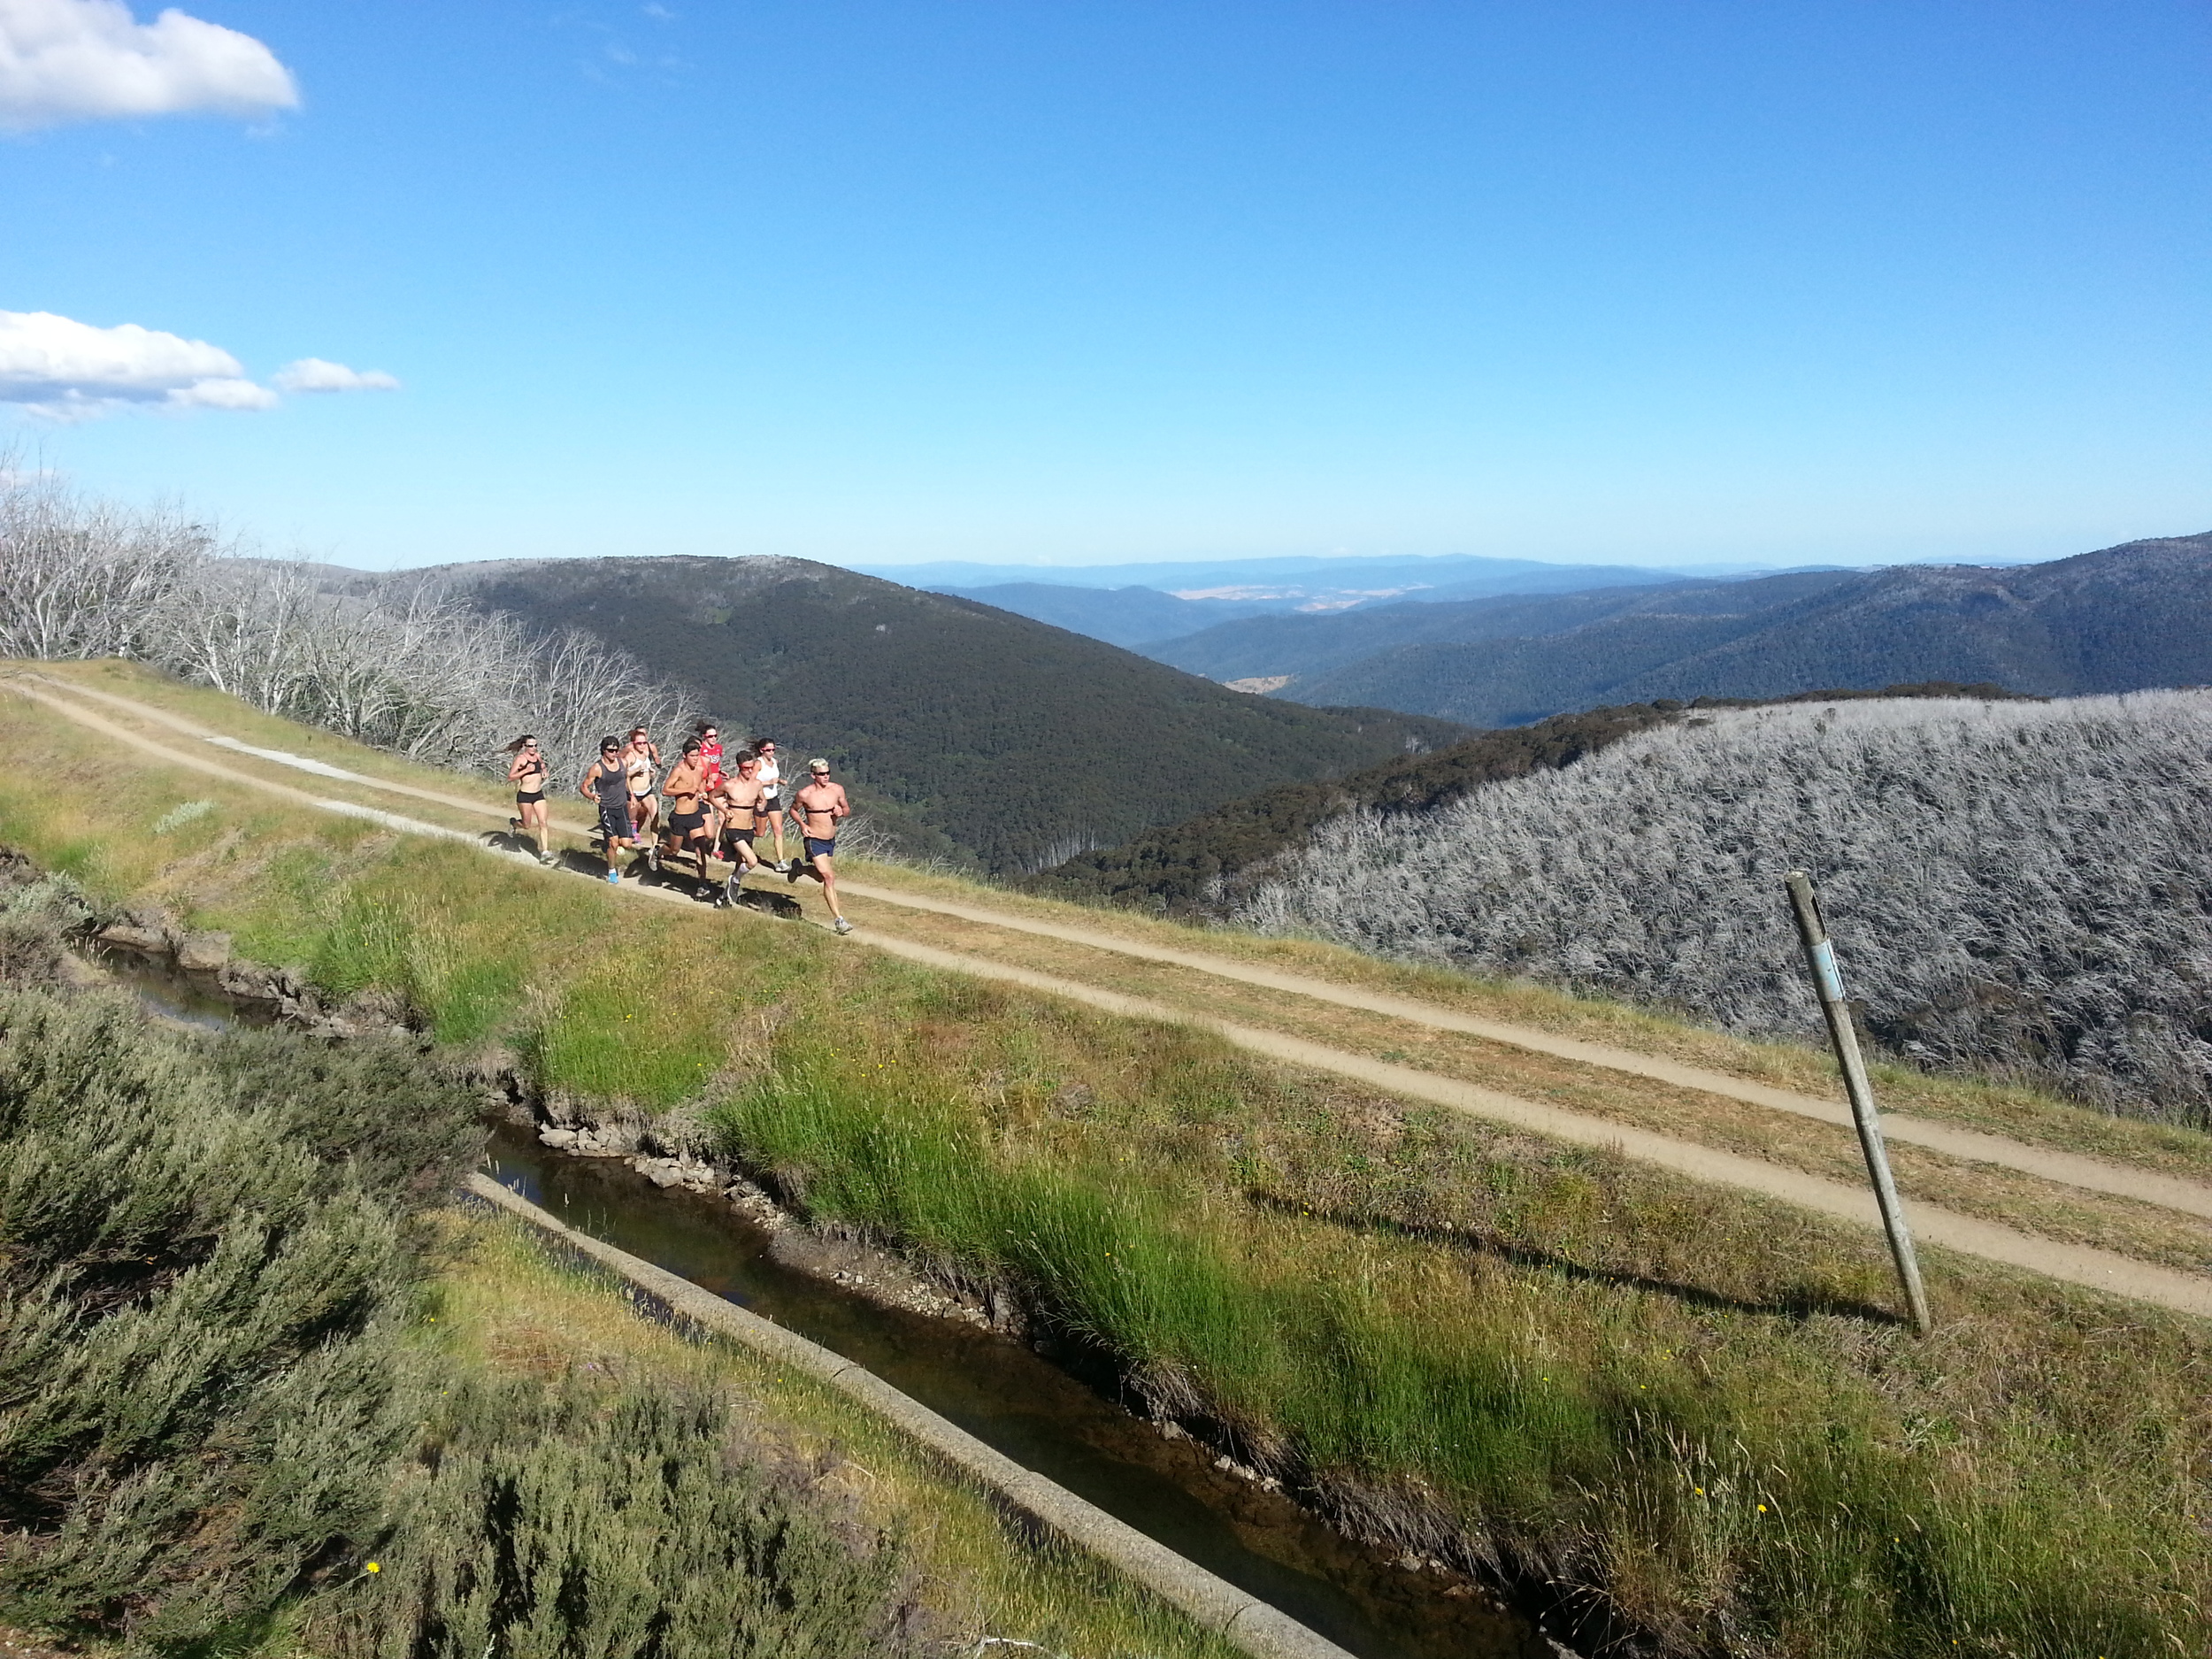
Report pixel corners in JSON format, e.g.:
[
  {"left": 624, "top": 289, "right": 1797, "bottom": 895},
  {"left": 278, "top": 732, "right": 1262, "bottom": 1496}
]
[{"left": 2, "top": 0, "right": 2207, "bottom": 572}]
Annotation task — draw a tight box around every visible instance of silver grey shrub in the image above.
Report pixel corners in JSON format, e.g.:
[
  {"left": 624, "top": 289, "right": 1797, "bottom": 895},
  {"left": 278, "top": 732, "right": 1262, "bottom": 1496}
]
[{"left": 1240, "top": 693, "right": 2212, "bottom": 1124}]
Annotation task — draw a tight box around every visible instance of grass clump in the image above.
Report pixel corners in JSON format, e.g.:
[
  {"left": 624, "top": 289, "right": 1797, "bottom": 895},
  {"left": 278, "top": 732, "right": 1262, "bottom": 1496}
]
[
  {"left": 705, "top": 959, "right": 2211, "bottom": 1657},
  {"left": 149, "top": 800, "right": 214, "bottom": 836}
]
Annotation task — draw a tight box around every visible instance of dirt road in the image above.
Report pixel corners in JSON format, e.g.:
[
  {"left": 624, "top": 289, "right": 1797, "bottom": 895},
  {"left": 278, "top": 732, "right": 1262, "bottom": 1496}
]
[{"left": 20, "top": 672, "right": 2212, "bottom": 1319}]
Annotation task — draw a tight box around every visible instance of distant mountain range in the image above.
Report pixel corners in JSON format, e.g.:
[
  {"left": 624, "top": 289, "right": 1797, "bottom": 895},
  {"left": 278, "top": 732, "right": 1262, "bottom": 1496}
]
[
  {"left": 342, "top": 556, "right": 1462, "bottom": 874},
  {"left": 1143, "top": 533, "right": 2212, "bottom": 726},
  {"left": 867, "top": 551, "right": 1767, "bottom": 649}
]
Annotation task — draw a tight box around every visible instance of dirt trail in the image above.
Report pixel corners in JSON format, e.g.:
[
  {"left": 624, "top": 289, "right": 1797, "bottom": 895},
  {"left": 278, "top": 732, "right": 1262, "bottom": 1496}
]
[
  {"left": 20, "top": 674, "right": 2212, "bottom": 1319},
  {"left": 833, "top": 881, "right": 2212, "bottom": 1220}
]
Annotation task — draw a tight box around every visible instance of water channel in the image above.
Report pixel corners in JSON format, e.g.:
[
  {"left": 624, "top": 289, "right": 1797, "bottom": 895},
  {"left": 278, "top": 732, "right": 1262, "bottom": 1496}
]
[{"left": 116, "top": 953, "right": 1551, "bottom": 1659}]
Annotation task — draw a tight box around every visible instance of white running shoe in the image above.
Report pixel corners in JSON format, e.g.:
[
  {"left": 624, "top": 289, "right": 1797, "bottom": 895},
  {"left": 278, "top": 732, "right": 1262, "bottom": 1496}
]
[{"left": 833, "top": 917, "right": 853, "bottom": 935}]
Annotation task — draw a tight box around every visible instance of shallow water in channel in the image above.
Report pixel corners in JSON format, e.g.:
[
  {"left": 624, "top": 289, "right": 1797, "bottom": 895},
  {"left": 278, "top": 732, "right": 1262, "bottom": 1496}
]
[
  {"left": 484, "top": 1130, "right": 1548, "bottom": 1659},
  {"left": 103, "top": 952, "right": 1548, "bottom": 1659}
]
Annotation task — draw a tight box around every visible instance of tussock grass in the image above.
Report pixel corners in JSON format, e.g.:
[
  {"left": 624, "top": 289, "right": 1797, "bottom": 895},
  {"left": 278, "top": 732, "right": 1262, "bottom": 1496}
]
[
  {"left": 6, "top": 669, "right": 2211, "bottom": 1655},
  {"left": 708, "top": 964, "right": 2211, "bottom": 1655}
]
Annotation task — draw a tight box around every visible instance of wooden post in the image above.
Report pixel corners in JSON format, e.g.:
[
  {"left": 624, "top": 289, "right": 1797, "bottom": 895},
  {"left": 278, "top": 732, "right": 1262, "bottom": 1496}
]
[{"left": 1785, "top": 870, "right": 1933, "bottom": 1335}]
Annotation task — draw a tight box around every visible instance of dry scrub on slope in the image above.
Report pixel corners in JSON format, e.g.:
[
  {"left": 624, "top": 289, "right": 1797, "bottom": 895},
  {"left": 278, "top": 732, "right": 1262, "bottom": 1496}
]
[{"left": 1240, "top": 693, "right": 2212, "bottom": 1124}]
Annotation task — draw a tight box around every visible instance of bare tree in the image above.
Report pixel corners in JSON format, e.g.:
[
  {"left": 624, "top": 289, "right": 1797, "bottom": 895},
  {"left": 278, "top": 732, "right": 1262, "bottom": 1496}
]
[
  {"left": 3, "top": 463, "right": 695, "bottom": 793},
  {"left": 0, "top": 458, "right": 209, "bottom": 662}
]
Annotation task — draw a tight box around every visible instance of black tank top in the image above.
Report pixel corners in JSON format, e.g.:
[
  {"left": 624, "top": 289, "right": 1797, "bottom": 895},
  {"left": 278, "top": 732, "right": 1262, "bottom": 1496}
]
[{"left": 592, "top": 758, "right": 629, "bottom": 803}]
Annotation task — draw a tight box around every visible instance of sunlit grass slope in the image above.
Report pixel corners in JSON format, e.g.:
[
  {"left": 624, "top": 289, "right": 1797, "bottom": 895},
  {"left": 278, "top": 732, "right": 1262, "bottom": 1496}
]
[{"left": 4, "top": 661, "right": 2208, "bottom": 1658}]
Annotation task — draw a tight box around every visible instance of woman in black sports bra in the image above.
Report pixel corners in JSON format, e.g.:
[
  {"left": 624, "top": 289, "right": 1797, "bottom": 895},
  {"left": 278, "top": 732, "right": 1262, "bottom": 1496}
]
[{"left": 505, "top": 734, "right": 555, "bottom": 865}]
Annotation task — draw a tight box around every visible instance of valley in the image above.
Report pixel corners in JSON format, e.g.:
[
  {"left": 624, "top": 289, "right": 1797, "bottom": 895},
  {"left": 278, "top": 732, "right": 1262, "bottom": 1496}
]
[{"left": 334, "top": 554, "right": 1463, "bottom": 874}]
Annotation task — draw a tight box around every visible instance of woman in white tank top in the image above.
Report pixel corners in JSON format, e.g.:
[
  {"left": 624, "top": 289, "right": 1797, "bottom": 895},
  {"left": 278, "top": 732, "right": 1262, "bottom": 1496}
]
[{"left": 750, "top": 739, "right": 790, "bottom": 870}]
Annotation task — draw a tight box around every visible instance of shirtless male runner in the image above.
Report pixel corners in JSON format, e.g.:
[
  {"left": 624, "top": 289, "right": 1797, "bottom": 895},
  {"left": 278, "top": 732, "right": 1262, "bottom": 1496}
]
[
  {"left": 786, "top": 757, "right": 853, "bottom": 934},
  {"left": 655, "top": 737, "right": 717, "bottom": 880},
  {"left": 710, "top": 751, "right": 768, "bottom": 904}
]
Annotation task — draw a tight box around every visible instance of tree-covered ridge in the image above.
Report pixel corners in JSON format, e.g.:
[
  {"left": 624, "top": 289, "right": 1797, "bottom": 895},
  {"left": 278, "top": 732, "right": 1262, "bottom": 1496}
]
[
  {"left": 1033, "top": 683, "right": 2023, "bottom": 915},
  {"left": 430, "top": 555, "right": 1463, "bottom": 874},
  {"left": 1152, "top": 532, "right": 2212, "bottom": 727}
]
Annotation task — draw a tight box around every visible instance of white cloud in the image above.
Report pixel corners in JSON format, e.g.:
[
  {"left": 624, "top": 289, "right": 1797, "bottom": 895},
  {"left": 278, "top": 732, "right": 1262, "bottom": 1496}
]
[
  {"left": 0, "top": 0, "right": 298, "bottom": 130},
  {"left": 0, "top": 307, "right": 282, "bottom": 416},
  {"left": 166, "top": 374, "right": 275, "bottom": 409},
  {"left": 273, "top": 357, "right": 399, "bottom": 394}
]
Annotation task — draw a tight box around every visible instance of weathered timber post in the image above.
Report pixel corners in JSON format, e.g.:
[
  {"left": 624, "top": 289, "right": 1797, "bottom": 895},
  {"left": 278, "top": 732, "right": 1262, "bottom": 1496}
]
[{"left": 1785, "top": 870, "right": 1933, "bottom": 1335}]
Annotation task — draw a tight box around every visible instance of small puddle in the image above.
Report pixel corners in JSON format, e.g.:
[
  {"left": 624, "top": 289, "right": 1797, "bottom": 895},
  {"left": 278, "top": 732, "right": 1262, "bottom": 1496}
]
[
  {"left": 96, "top": 951, "right": 1549, "bottom": 1659},
  {"left": 96, "top": 949, "right": 275, "bottom": 1031},
  {"left": 487, "top": 1128, "right": 1550, "bottom": 1659}
]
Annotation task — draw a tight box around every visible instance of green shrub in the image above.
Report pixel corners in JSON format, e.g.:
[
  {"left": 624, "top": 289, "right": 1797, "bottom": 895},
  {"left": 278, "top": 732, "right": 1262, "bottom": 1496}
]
[
  {"left": 0, "top": 873, "right": 96, "bottom": 987},
  {"left": 0, "top": 983, "right": 917, "bottom": 1655},
  {"left": 0, "top": 988, "right": 434, "bottom": 1647},
  {"left": 321, "top": 1376, "right": 912, "bottom": 1659}
]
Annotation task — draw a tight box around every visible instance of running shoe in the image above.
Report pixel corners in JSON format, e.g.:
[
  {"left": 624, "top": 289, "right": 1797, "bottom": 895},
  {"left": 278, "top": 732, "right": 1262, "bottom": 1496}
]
[
  {"left": 833, "top": 918, "right": 853, "bottom": 935},
  {"left": 605, "top": 869, "right": 621, "bottom": 885},
  {"left": 644, "top": 843, "right": 660, "bottom": 872},
  {"left": 724, "top": 872, "right": 741, "bottom": 904},
  {"left": 538, "top": 851, "right": 557, "bottom": 866},
  {"left": 773, "top": 860, "right": 790, "bottom": 873}
]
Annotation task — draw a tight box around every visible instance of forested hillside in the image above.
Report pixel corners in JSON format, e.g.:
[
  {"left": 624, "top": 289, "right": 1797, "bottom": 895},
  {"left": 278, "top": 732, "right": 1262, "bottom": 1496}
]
[
  {"left": 1034, "top": 682, "right": 2019, "bottom": 913},
  {"left": 1154, "top": 534, "right": 2212, "bottom": 726},
  {"left": 393, "top": 556, "right": 1462, "bottom": 873},
  {"left": 1240, "top": 691, "right": 2212, "bottom": 1122}
]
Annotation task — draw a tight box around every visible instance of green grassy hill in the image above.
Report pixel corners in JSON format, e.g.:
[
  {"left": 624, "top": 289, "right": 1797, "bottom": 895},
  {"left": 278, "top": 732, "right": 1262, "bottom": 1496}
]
[{"left": 387, "top": 556, "right": 1462, "bottom": 873}]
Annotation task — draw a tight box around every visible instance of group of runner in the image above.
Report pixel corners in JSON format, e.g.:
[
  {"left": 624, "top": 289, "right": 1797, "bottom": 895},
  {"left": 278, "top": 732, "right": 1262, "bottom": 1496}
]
[{"left": 503, "top": 723, "right": 854, "bottom": 934}]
